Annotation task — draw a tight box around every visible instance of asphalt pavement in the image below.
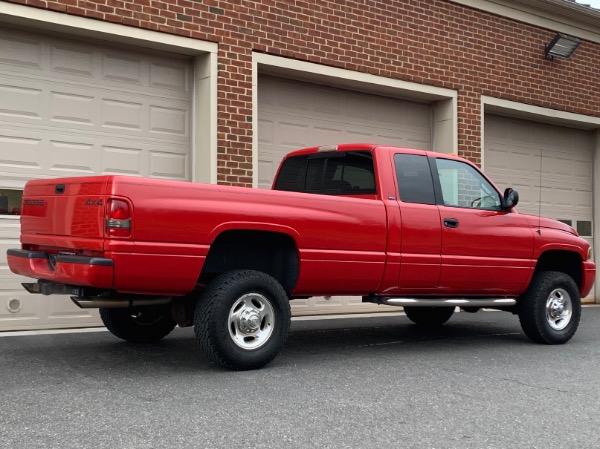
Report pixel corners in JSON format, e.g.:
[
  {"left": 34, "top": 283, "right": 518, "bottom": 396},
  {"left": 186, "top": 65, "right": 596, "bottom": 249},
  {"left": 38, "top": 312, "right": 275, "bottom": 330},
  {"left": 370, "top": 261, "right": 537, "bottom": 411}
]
[{"left": 2, "top": 307, "right": 600, "bottom": 449}]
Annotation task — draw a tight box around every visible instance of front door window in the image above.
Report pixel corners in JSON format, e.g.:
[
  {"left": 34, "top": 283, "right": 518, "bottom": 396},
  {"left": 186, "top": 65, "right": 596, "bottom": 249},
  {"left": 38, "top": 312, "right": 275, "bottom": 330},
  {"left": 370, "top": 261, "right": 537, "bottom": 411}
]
[{"left": 435, "top": 158, "right": 501, "bottom": 210}]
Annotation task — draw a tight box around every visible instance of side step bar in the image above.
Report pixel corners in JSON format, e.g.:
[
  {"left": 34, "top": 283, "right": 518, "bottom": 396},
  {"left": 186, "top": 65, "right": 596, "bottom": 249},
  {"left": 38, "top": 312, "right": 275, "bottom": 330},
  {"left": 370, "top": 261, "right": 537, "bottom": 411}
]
[{"left": 365, "top": 297, "right": 516, "bottom": 308}]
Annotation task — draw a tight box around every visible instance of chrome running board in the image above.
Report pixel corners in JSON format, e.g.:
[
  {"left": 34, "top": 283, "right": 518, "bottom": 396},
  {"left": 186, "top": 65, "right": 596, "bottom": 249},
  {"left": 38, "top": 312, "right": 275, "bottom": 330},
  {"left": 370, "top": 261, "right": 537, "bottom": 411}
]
[{"left": 366, "top": 297, "right": 516, "bottom": 308}]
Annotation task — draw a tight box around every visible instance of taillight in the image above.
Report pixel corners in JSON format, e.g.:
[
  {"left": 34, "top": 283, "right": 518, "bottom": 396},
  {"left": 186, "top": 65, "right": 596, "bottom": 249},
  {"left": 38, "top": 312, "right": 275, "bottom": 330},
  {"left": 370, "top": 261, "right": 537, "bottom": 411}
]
[{"left": 106, "top": 198, "right": 131, "bottom": 237}]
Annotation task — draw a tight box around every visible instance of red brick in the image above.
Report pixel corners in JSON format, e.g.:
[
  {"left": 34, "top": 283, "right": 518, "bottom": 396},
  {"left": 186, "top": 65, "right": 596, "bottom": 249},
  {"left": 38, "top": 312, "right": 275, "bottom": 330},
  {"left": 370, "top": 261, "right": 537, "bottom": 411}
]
[{"left": 4, "top": 0, "right": 600, "bottom": 185}]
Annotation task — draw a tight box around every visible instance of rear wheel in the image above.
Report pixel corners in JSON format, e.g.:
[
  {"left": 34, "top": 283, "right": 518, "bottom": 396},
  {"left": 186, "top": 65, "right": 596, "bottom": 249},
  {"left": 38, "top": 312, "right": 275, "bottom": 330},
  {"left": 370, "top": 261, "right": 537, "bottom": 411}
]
[
  {"left": 100, "top": 306, "right": 176, "bottom": 343},
  {"left": 194, "top": 270, "right": 291, "bottom": 370},
  {"left": 404, "top": 306, "right": 455, "bottom": 327},
  {"left": 518, "top": 271, "right": 581, "bottom": 344}
]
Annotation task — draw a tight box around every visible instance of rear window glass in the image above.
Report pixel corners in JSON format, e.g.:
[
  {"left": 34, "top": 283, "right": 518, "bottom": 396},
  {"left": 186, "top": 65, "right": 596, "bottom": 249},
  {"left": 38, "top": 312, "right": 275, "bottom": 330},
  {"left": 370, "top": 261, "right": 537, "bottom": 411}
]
[
  {"left": 274, "top": 151, "right": 376, "bottom": 195},
  {"left": 394, "top": 154, "right": 436, "bottom": 205},
  {"left": 273, "top": 156, "right": 308, "bottom": 191}
]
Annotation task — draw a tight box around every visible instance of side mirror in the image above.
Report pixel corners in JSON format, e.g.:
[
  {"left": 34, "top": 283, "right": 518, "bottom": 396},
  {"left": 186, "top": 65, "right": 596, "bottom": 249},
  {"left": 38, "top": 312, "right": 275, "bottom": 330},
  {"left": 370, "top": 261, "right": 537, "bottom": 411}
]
[{"left": 503, "top": 188, "right": 519, "bottom": 210}]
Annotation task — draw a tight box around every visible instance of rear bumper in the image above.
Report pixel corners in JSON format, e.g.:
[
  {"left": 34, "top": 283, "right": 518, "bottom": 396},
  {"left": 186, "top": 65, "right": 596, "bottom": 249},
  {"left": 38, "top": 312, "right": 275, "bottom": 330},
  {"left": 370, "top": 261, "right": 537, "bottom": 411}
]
[
  {"left": 581, "top": 260, "right": 596, "bottom": 298},
  {"left": 7, "top": 249, "right": 113, "bottom": 289}
]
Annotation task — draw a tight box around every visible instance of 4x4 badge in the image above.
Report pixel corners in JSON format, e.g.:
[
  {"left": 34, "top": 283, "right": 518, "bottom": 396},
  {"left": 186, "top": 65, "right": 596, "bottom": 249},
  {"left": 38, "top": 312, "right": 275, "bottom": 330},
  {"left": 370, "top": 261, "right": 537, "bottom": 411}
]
[{"left": 84, "top": 199, "right": 103, "bottom": 207}]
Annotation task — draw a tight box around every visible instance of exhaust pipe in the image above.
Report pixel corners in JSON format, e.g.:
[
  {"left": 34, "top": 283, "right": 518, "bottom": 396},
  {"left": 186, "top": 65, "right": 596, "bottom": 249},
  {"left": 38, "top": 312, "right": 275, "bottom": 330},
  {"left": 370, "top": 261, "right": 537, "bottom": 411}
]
[{"left": 71, "top": 297, "right": 173, "bottom": 309}]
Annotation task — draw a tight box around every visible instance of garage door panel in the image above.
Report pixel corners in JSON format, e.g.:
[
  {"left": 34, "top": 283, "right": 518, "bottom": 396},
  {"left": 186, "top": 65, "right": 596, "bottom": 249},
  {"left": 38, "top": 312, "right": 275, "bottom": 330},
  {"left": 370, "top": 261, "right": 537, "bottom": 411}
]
[
  {"left": 52, "top": 91, "right": 96, "bottom": 126},
  {"left": 258, "top": 118, "right": 275, "bottom": 144},
  {"left": 258, "top": 75, "right": 432, "bottom": 314},
  {"left": 346, "top": 130, "right": 374, "bottom": 140},
  {"left": 0, "top": 81, "right": 190, "bottom": 145},
  {"left": 0, "top": 33, "right": 43, "bottom": 70},
  {"left": 0, "top": 133, "right": 44, "bottom": 172},
  {"left": 103, "top": 142, "right": 188, "bottom": 179},
  {"left": 51, "top": 42, "right": 96, "bottom": 78},
  {"left": 258, "top": 160, "right": 277, "bottom": 188},
  {"left": 149, "top": 61, "right": 190, "bottom": 93},
  {"left": 0, "top": 29, "right": 190, "bottom": 99},
  {"left": 485, "top": 114, "right": 594, "bottom": 300},
  {"left": 402, "top": 103, "right": 432, "bottom": 128},
  {"left": 149, "top": 105, "right": 188, "bottom": 137},
  {"left": 0, "top": 294, "right": 100, "bottom": 331},
  {"left": 102, "top": 98, "right": 144, "bottom": 132},
  {"left": 49, "top": 140, "right": 97, "bottom": 174},
  {"left": 0, "top": 82, "right": 43, "bottom": 119},
  {"left": 274, "top": 120, "right": 311, "bottom": 146},
  {"left": 405, "top": 135, "right": 432, "bottom": 150},
  {"left": 102, "top": 53, "right": 145, "bottom": 86},
  {"left": 149, "top": 151, "right": 188, "bottom": 180},
  {"left": 544, "top": 157, "right": 574, "bottom": 176},
  {"left": 102, "top": 146, "right": 144, "bottom": 176},
  {"left": 0, "top": 295, "right": 43, "bottom": 326},
  {"left": 0, "top": 29, "right": 192, "bottom": 330},
  {"left": 314, "top": 91, "right": 344, "bottom": 115},
  {"left": 103, "top": 54, "right": 191, "bottom": 94},
  {"left": 1, "top": 125, "right": 189, "bottom": 180}
]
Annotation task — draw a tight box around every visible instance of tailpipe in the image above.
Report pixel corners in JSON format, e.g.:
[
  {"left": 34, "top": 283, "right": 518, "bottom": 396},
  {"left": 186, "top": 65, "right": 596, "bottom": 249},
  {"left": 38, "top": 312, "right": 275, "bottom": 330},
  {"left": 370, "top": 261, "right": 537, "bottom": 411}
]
[{"left": 71, "top": 296, "right": 173, "bottom": 309}]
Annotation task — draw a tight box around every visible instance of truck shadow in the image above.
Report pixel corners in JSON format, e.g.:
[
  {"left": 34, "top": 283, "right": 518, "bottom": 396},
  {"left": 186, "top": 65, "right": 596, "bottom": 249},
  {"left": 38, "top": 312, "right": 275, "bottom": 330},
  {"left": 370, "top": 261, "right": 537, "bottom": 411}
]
[{"left": 2, "top": 313, "right": 534, "bottom": 375}]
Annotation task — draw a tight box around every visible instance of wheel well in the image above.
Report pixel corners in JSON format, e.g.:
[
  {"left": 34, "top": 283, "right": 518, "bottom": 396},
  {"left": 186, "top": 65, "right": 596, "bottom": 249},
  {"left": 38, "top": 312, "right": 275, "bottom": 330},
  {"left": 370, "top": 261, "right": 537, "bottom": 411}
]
[
  {"left": 200, "top": 230, "right": 299, "bottom": 293},
  {"left": 535, "top": 250, "right": 582, "bottom": 289}
]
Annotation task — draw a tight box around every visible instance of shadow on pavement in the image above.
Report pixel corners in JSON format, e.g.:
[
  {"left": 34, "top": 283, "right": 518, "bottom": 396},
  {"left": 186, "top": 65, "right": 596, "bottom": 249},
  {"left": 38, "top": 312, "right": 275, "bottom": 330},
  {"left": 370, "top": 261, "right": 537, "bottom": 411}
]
[{"left": 0, "top": 312, "right": 530, "bottom": 374}]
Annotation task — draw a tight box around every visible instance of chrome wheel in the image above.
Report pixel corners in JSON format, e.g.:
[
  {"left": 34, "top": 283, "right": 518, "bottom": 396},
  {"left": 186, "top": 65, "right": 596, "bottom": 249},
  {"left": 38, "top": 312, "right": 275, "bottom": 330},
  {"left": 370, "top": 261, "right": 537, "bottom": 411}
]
[
  {"left": 518, "top": 271, "right": 580, "bottom": 345},
  {"left": 228, "top": 293, "right": 274, "bottom": 350},
  {"left": 545, "top": 288, "right": 572, "bottom": 331}
]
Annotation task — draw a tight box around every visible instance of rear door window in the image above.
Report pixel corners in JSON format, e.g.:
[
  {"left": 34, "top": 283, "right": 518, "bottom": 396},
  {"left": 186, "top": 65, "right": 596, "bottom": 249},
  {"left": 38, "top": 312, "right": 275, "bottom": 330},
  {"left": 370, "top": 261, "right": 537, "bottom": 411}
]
[
  {"left": 274, "top": 151, "right": 376, "bottom": 195},
  {"left": 394, "top": 154, "right": 436, "bottom": 205}
]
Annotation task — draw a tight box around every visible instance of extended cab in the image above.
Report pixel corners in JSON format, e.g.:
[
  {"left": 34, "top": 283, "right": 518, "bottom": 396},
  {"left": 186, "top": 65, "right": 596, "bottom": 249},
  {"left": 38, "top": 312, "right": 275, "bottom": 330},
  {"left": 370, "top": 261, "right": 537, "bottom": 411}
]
[{"left": 7, "top": 144, "right": 596, "bottom": 370}]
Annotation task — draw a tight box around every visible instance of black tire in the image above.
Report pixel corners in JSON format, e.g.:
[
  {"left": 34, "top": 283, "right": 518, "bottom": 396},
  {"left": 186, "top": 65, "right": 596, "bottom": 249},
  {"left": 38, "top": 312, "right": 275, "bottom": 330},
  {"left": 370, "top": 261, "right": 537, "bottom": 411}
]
[
  {"left": 100, "top": 306, "right": 176, "bottom": 343},
  {"left": 194, "top": 270, "right": 291, "bottom": 371},
  {"left": 404, "top": 306, "right": 454, "bottom": 327},
  {"left": 518, "top": 271, "right": 581, "bottom": 344}
]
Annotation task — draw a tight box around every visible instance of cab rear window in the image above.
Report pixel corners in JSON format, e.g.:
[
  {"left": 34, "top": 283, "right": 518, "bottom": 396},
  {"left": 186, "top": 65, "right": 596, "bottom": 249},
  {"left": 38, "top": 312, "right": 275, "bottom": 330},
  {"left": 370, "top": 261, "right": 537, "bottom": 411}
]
[{"left": 274, "top": 151, "right": 376, "bottom": 195}]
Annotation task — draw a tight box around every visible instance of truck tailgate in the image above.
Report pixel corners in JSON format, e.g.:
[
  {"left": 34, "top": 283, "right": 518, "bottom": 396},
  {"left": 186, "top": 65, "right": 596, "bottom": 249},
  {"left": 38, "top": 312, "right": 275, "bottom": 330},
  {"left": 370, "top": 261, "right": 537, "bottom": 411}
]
[{"left": 20, "top": 176, "right": 110, "bottom": 248}]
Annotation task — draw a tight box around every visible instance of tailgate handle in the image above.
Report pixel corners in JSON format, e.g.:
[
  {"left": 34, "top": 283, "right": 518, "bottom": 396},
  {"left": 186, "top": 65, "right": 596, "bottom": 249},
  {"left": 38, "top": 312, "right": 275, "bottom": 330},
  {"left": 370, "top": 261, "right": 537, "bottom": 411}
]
[{"left": 55, "top": 184, "right": 65, "bottom": 194}]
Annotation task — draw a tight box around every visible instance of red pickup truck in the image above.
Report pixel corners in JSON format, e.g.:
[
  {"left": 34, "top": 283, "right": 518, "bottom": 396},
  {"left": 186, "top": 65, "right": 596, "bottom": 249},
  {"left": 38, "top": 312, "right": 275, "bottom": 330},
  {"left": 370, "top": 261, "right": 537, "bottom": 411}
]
[{"left": 7, "top": 143, "right": 596, "bottom": 370}]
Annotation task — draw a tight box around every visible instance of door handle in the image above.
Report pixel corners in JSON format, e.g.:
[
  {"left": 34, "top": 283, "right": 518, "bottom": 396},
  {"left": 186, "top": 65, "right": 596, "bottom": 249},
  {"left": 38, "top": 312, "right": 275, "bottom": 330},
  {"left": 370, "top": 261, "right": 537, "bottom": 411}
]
[{"left": 444, "top": 218, "right": 459, "bottom": 228}]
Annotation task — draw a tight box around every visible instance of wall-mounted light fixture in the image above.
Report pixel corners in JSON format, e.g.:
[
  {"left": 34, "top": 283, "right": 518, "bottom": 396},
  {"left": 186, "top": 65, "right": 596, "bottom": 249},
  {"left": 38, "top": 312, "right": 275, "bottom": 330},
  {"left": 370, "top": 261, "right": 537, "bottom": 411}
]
[{"left": 544, "top": 33, "right": 580, "bottom": 60}]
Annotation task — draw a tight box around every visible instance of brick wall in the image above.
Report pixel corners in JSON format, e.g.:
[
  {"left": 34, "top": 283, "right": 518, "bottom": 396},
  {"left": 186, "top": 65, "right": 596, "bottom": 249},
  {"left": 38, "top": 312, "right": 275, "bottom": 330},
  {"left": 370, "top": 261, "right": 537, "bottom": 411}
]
[{"left": 8, "top": 0, "right": 600, "bottom": 185}]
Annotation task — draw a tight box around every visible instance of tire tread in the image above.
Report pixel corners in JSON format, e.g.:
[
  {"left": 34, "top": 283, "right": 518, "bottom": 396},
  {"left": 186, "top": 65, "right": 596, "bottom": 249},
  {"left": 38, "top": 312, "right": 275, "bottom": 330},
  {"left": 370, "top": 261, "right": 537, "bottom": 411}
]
[
  {"left": 518, "top": 270, "right": 581, "bottom": 345},
  {"left": 194, "top": 270, "right": 291, "bottom": 370}
]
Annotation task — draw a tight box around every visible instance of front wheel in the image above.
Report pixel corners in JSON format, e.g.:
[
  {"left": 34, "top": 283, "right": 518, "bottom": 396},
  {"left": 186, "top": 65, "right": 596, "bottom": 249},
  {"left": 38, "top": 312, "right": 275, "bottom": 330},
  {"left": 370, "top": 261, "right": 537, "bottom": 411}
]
[
  {"left": 194, "top": 270, "right": 291, "bottom": 370},
  {"left": 404, "top": 306, "right": 455, "bottom": 327},
  {"left": 100, "top": 306, "right": 176, "bottom": 343},
  {"left": 518, "top": 271, "right": 581, "bottom": 344}
]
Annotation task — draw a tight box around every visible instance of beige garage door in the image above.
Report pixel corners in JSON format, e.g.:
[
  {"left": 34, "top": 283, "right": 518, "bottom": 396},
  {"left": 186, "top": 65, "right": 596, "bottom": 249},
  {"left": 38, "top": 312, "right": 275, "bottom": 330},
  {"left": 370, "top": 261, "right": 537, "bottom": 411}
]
[
  {"left": 258, "top": 75, "right": 432, "bottom": 314},
  {"left": 0, "top": 28, "right": 192, "bottom": 330},
  {"left": 484, "top": 115, "right": 594, "bottom": 300}
]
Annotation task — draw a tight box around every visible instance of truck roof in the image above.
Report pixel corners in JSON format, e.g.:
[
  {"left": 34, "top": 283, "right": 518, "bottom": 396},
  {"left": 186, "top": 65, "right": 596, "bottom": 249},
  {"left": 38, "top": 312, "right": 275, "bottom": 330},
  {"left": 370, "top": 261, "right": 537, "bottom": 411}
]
[{"left": 283, "top": 143, "right": 467, "bottom": 163}]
